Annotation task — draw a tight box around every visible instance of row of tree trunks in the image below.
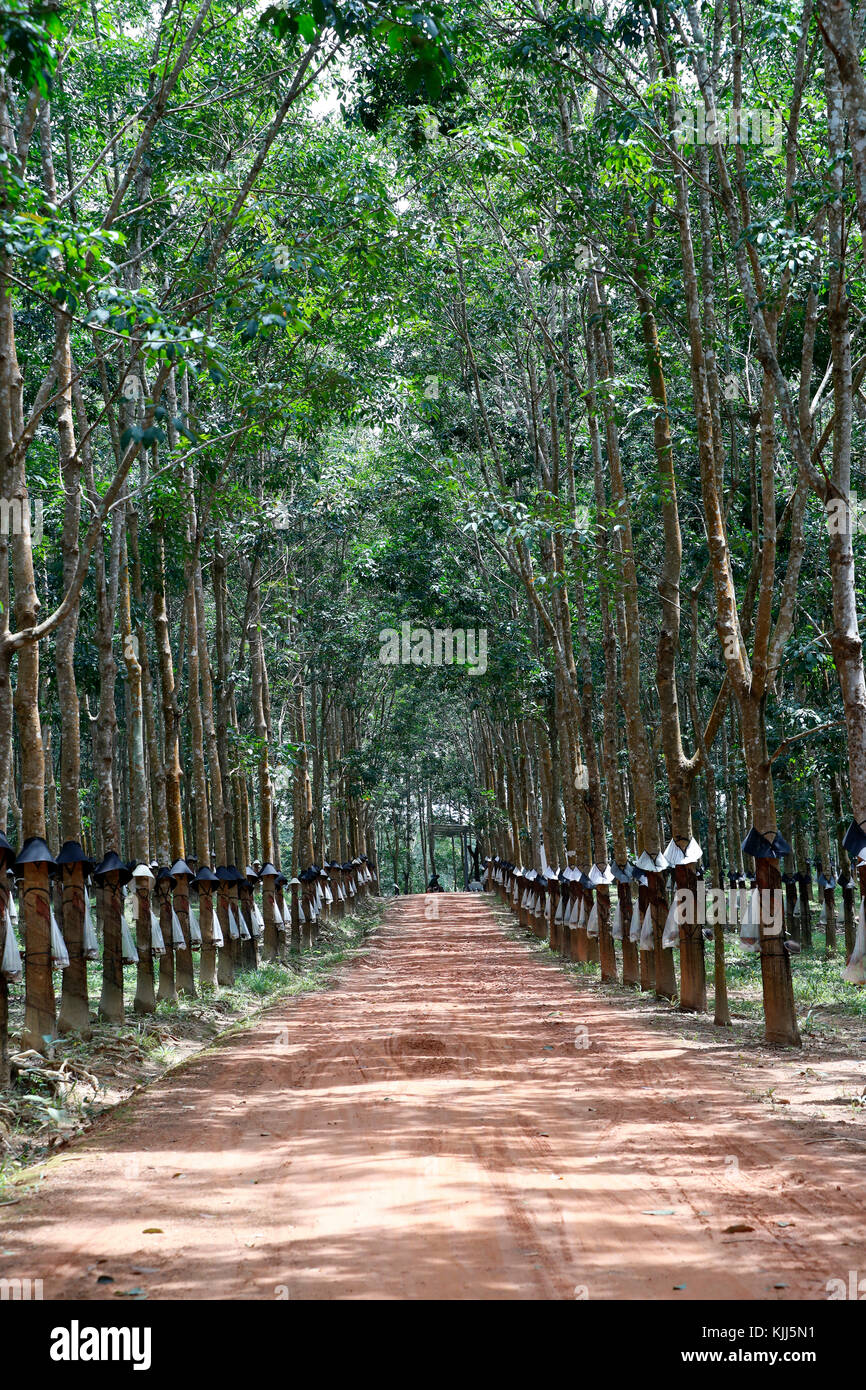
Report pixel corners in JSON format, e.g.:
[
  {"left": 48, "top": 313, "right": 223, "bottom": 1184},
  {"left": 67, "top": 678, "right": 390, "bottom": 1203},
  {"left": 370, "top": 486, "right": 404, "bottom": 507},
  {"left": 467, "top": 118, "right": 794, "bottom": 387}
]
[{"left": 2, "top": 853, "right": 376, "bottom": 1068}]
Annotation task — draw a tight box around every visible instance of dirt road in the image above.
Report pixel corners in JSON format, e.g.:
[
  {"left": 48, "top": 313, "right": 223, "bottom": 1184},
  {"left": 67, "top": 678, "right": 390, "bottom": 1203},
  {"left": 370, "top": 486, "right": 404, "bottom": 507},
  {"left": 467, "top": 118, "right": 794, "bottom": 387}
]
[{"left": 2, "top": 893, "right": 865, "bottom": 1300}]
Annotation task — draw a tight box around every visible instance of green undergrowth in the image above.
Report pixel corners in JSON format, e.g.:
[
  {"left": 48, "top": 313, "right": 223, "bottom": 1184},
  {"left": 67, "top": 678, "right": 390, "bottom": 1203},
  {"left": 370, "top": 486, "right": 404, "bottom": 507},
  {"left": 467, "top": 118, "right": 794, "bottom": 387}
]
[
  {"left": 491, "top": 897, "right": 866, "bottom": 1051},
  {"left": 721, "top": 933, "right": 866, "bottom": 1034},
  {"left": 0, "top": 899, "right": 382, "bottom": 1190}
]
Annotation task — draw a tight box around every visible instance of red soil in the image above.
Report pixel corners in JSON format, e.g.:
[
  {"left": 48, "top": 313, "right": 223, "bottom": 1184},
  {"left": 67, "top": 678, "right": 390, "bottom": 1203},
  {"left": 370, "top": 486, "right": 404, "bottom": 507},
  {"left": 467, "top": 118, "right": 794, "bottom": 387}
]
[{"left": 2, "top": 892, "right": 865, "bottom": 1300}]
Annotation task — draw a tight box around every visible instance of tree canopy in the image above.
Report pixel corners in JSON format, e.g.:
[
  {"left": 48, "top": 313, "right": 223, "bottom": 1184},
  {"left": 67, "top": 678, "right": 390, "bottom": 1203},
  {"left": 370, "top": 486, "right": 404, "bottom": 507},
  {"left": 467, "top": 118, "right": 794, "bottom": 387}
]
[{"left": 2, "top": 0, "right": 866, "bottom": 1056}]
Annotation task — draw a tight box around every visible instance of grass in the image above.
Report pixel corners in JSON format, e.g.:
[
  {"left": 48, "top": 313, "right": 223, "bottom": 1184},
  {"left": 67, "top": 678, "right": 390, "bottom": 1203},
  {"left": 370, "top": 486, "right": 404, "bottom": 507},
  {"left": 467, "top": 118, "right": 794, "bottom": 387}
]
[
  {"left": 721, "top": 929, "right": 866, "bottom": 1037},
  {"left": 493, "top": 895, "right": 866, "bottom": 1049}
]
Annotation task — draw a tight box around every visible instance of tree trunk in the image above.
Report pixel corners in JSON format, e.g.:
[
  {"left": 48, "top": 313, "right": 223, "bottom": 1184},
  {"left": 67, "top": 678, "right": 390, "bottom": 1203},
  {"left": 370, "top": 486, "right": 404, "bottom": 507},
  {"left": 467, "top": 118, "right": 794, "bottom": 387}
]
[
  {"left": 97, "top": 873, "right": 124, "bottom": 1024},
  {"left": 58, "top": 864, "right": 91, "bottom": 1036}
]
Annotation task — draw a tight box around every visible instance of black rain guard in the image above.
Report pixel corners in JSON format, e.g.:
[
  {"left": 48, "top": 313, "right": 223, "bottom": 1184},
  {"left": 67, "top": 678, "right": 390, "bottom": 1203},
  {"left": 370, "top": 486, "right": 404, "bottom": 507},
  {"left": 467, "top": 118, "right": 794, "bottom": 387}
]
[
  {"left": 56, "top": 839, "right": 95, "bottom": 874},
  {"left": 92, "top": 849, "right": 132, "bottom": 884},
  {"left": 843, "top": 819, "right": 866, "bottom": 859},
  {"left": 15, "top": 835, "right": 59, "bottom": 873},
  {"left": 741, "top": 826, "right": 792, "bottom": 860}
]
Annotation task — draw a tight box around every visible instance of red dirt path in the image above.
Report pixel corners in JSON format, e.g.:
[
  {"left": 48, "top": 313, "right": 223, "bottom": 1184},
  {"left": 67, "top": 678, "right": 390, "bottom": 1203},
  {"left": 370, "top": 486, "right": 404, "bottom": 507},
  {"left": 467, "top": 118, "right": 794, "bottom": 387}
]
[{"left": 2, "top": 892, "right": 865, "bottom": 1300}]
